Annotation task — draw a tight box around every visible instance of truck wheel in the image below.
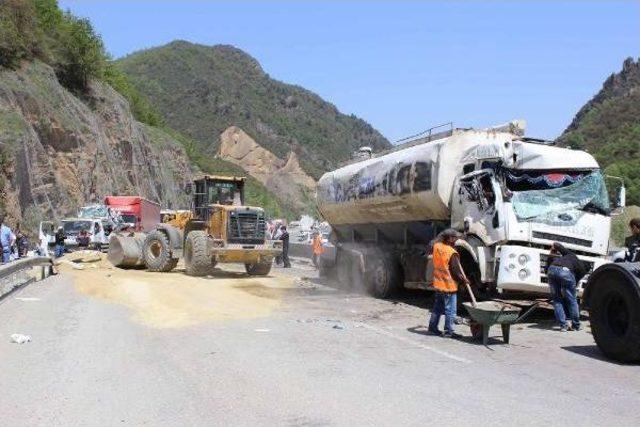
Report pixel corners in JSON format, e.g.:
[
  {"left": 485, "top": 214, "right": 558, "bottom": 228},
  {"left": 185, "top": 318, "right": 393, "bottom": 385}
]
[
  {"left": 245, "top": 261, "right": 272, "bottom": 276},
  {"left": 143, "top": 230, "right": 178, "bottom": 272},
  {"left": 589, "top": 273, "right": 640, "bottom": 363},
  {"left": 336, "top": 251, "right": 351, "bottom": 288},
  {"left": 184, "top": 231, "right": 212, "bottom": 276},
  {"left": 366, "top": 256, "right": 399, "bottom": 298}
]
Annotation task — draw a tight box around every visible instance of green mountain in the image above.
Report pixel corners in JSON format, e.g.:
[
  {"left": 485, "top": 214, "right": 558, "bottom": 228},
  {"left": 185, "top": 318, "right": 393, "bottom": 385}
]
[
  {"left": 115, "top": 41, "right": 391, "bottom": 179},
  {"left": 559, "top": 57, "right": 640, "bottom": 205},
  {"left": 0, "top": 0, "right": 291, "bottom": 223}
]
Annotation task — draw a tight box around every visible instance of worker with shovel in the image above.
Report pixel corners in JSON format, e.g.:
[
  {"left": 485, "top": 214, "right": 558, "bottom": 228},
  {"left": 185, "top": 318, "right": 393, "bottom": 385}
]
[{"left": 428, "top": 229, "right": 470, "bottom": 338}]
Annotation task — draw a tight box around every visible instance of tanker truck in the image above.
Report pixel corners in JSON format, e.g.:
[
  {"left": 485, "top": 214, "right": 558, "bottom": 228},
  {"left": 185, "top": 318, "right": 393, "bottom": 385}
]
[{"left": 316, "top": 120, "right": 626, "bottom": 298}]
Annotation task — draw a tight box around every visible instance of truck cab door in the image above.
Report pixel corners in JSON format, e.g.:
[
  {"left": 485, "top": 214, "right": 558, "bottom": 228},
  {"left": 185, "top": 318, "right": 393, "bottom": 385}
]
[{"left": 451, "top": 170, "right": 505, "bottom": 244}]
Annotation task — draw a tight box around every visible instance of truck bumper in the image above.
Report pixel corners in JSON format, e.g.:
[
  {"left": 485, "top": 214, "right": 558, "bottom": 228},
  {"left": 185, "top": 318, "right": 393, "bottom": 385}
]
[{"left": 496, "top": 245, "right": 608, "bottom": 297}]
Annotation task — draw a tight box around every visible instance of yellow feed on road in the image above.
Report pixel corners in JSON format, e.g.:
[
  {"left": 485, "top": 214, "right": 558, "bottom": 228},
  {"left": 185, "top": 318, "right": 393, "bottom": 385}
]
[{"left": 59, "top": 253, "right": 295, "bottom": 329}]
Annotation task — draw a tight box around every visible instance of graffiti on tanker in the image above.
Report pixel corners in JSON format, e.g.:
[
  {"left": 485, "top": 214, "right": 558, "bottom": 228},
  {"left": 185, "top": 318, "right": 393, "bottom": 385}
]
[{"left": 320, "top": 160, "right": 433, "bottom": 204}]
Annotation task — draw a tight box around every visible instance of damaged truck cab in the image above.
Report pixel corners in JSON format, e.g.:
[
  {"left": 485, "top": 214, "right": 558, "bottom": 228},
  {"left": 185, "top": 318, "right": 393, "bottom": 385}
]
[{"left": 316, "top": 120, "right": 624, "bottom": 298}]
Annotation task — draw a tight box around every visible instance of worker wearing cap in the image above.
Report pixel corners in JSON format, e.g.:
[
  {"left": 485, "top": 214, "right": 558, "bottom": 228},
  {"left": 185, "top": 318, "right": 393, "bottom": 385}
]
[{"left": 428, "top": 229, "right": 470, "bottom": 338}]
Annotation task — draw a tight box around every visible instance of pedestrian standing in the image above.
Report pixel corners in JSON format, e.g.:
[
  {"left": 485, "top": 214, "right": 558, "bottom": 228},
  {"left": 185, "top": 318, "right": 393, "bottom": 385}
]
[
  {"left": 279, "top": 225, "right": 291, "bottom": 268},
  {"left": 0, "top": 215, "right": 15, "bottom": 264},
  {"left": 546, "top": 242, "right": 586, "bottom": 331},
  {"left": 54, "top": 226, "right": 66, "bottom": 258},
  {"left": 15, "top": 226, "right": 29, "bottom": 258},
  {"left": 311, "top": 230, "right": 324, "bottom": 269},
  {"left": 624, "top": 218, "right": 640, "bottom": 261},
  {"left": 428, "top": 229, "right": 470, "bottom": 338}
]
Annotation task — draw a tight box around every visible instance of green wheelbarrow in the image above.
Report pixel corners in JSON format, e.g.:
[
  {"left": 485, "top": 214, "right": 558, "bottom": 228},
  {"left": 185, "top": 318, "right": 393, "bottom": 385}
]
[
  {"left": 461, "top": 282, "right": 541, "bottom": 345},
  {"left": 463, "top": 301, "right": 542, "bottom": 345}
]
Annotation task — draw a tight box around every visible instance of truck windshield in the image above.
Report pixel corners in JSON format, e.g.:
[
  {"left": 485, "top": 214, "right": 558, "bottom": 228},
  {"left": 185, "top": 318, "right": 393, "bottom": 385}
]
[
  {"left": 78, "top": 205, "right": 108, "bottom": 219},
  {"left": 63, "top": 221, "right": 92, "bottom": 235},
  {"left": 507, "top": 170, "right": 610, "bottom": 220}
]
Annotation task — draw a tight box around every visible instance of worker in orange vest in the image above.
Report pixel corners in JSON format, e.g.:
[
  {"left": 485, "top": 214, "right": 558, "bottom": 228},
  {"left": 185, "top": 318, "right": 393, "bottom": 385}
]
[
  {"left": 311, "top": 229, "right": 324, "bottom": 269},
  {"left": 427, "top": 229, "right": 470, "bottom": 338}
]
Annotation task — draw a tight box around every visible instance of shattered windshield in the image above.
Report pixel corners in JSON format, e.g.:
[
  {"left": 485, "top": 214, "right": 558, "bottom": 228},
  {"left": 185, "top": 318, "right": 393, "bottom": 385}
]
[
  {"left": 508, "top": 170, "right": 610, "bottom": 220},
  {"left": 78, "top": 205, "right": 108, "bottom": 219}
]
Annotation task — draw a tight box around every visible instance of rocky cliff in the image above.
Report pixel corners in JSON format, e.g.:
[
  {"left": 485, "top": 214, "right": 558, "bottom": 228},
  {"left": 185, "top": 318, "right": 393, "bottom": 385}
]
[
  {"left": 559, "top": 57, "right": 640, "bottom": 205},
  {"left": 0, "top": 60, "right": 193, "bottom": 228},
  {"left": 219, "top": 126, "right": 316, "bottom": 213}
]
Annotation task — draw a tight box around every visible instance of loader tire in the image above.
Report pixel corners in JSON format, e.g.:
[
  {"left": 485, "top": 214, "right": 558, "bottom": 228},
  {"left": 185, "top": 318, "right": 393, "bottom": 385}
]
[
  {"left": 184, "top": 231, "right": 212, "bottom": 276},
  {"left": 589, "top": 272, "right": 640, "bottom": 363},
  {"left": 143, "top": 230, "right": 178, "bottom": 272},
  {"left": 245, "top": 261, "right": 272, "bottom": 276}
]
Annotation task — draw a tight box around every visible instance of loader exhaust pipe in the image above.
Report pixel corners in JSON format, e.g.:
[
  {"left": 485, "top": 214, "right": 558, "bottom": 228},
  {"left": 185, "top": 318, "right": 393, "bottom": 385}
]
[{"left": 107, "top": 233, "right": 146, "bottom": 268}]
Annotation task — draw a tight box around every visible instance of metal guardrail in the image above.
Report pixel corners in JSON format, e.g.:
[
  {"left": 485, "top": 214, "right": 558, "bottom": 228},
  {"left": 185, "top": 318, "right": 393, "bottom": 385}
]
[{"left": 0, "top": 256, "right": 54, "bottom": 300}]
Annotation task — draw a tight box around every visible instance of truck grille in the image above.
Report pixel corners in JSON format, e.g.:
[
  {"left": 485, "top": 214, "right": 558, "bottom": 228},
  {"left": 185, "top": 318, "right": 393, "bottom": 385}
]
[
  {"left": 532, "top": 231, "right": 592, "bottom": 248},
  {"left": 228, "top": 210, "right": 265, "bottom": 244}
]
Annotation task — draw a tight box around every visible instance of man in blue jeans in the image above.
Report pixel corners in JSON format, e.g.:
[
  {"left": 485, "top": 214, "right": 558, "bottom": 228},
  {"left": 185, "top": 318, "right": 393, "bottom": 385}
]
[
  {"left": 546, "top": 242, "right": 586, "bottom": 331},
  {"left": 0, "top": 215, "right": 15, "bottom": 264},
  {"left": 428, "top": 229, "right": 470, "bottom": 338}
]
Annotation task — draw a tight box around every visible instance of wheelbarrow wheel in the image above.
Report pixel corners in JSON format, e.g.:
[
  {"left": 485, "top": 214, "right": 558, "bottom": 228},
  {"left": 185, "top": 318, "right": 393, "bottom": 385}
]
[{"left": 470, "top": 321, "right": 483, "bottom": 340}]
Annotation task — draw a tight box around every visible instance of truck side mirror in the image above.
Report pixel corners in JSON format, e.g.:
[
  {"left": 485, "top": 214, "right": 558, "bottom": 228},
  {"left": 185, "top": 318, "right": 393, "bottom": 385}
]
[
  {"left": 185, "top": 183, "right": 192, "bottom": 195},
  {"left": 617, "top": 186, "right": 626, "bottom": 209}
]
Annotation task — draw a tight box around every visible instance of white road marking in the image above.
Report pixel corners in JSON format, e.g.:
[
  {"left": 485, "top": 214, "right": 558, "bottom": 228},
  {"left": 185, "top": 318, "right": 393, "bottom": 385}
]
[
  {"left": 14, "top": 297, "right": 41, "bottom": 301},
  {"left": 358, "top": 323, "right": 472, "bottom": 364},
  {"left": 254, "top": 329, "right": 270, "bottom": 332}
]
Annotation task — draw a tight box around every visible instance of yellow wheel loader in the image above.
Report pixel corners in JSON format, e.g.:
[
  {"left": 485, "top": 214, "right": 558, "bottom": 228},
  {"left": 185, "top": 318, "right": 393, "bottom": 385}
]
[{"left": 108, "top": 175, "right": 282, "bottom": 276}]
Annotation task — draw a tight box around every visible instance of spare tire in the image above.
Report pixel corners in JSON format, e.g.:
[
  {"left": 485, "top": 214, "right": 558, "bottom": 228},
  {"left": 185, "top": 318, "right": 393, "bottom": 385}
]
[
  {"left": 245, "top": 261, "right": 272, "bottom": 276},
  {"left": 589, "top": 270, "right": 640, "bottom": 363},
  {"left": 184, "top": 230, "right": 212, "bottom": 276},
  {"left": 143, "top": 230, "right": 178, "bottom": 272}
]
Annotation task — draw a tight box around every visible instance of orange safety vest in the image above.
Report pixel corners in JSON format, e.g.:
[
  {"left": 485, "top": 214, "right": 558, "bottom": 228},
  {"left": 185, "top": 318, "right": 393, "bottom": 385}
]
[
  {"left": 432, "top": 242, "right": 459, "bottom": 293},
  {"left": 312, "top": 234, "right": 324, "bottom": 255}
]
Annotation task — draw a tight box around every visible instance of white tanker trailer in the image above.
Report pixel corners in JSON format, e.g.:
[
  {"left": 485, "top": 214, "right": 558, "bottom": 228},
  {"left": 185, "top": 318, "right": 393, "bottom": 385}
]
[{"left": 316, "top": 120, "right": 626, "bottom": 298}]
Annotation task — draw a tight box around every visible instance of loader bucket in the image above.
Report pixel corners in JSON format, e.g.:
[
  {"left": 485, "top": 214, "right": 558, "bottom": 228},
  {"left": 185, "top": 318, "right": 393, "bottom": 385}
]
[{"left": 108, "top": 233, "right": 146, "bottom": 268}]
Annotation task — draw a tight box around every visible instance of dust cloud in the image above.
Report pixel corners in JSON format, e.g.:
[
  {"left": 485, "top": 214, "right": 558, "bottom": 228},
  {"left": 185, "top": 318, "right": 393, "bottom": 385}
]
[{"left": 58, "top": 253, "right": 295, "bottom": 329}]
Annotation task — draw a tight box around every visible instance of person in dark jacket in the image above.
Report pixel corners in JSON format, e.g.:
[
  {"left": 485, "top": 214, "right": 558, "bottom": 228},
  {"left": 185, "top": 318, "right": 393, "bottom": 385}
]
[
  {"left": 54, "top": 227, "right": 66, "bottom": 258},
  {"left": 279, "top": 225, "right": 291, "bottom": 268},
  {"left": 546, "top": 242, "right": 586, "bottom": 331},
  {"left": 624, "top": 218, "right": 640, "bottom": 262}
]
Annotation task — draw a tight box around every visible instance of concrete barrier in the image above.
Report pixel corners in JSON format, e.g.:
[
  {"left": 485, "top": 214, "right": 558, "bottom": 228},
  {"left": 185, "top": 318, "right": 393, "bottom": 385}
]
[{"left": 288, "top": 242, "right": 336, "bottom": 260}]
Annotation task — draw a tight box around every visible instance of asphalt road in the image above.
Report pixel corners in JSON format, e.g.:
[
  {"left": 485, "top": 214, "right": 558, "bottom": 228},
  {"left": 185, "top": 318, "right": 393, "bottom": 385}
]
[{"left": 1, "top": 260, "right": 639, "bottom": 426}]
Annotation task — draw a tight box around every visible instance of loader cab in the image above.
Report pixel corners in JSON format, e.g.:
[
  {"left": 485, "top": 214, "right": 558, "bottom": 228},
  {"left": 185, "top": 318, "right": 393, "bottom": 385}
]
[{"left": 191, "top": 175, "right": 246, "bottom": 220}]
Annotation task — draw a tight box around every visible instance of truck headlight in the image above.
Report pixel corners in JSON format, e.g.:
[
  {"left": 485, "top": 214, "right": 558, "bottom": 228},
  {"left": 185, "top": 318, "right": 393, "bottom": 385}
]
[
  {"left": 518, "top": 254, "right": 530, "bottom": 265},
  {"left": 518, "top": 268, "right": 530, "bottom": 280}
]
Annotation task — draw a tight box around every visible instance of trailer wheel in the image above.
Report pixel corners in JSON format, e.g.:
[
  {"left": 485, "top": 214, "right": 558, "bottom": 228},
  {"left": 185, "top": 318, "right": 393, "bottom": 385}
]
[
  {"left": 366, "top": 256, "right": 399, "bottom": 298},
  {"left": 589, "top": 272, "right": 640, "bottom": 363},
  {"left": 184, "top": 231, "right": 212, "bottom": 276},
  {"left": 143, "top": 230, "right": 178, "bottom": 272},
  {"left": 245, "top": 261, "right": 272, "bottom": 276},
  {"left": 336, "top": 251, "right": 351, "bottom": 288}
]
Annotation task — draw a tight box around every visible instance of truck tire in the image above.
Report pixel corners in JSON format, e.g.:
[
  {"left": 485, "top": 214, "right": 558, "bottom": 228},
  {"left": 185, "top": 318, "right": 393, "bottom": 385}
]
[
  {"left": 143, "top": 230, "right": 178, "bottom": 272},
  {"left": 589, "top": 272, "right": 640, "bottom": 363},
  {"left": 184, "top": 231, "right": 212, "bottom": 276},
  {"left": 245, "top": 261, "right": 272, "bottom": 276},
  {"left": 336, "top": 251, "right": 351, "bottom": 288},
  {"left": 366, "top": 256, "right": 399, "bottom": 298}
]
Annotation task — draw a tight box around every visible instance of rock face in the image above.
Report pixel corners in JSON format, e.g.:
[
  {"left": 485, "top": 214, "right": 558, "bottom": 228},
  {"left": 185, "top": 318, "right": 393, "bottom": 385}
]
[
  {"left": 0, "top": 61, "right": 193, "bottom": 228},
  {"left": 219, "top": 126, "right": 316, "bottom": 213}
]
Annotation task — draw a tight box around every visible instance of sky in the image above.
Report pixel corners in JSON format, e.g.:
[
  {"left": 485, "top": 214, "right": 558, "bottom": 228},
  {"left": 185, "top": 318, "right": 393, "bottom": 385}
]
[{"left": 58, "top": 0, "right": 639, "bottom": 142}]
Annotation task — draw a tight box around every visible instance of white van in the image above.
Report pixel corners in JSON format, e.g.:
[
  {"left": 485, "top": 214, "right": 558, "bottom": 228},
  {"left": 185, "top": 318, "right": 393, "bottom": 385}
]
[{"left": 61, "top": 218, "right": 108, "bottom": 250}]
